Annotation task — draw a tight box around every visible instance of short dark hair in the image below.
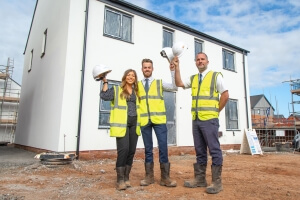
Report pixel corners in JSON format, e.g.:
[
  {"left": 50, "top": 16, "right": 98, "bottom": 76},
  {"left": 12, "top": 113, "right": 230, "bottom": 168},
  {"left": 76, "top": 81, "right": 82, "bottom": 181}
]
[
  {"left": 141, "top": 58, "right": 153, "bottom": 65},
  {"left": 195, "top": 52, "right": 208, "bottom": 61}
]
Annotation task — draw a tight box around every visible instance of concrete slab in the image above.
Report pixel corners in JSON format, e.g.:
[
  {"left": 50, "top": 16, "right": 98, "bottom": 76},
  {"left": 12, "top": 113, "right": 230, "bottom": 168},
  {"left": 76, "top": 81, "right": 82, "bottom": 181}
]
[{"left": 0, "top": 145, "right": 38, "bottom": 167}]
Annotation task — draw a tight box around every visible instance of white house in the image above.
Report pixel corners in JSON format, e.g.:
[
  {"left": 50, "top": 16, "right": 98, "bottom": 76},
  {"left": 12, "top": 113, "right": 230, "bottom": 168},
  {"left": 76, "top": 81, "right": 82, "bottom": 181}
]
[{"left": 15, "top": 0, "right": 251, "bottom": 158}]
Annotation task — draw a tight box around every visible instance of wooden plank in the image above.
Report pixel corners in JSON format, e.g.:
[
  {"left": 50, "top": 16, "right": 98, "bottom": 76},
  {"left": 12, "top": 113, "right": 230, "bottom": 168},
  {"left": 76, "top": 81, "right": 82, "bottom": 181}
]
[
  {"left": 0, "top": 119, "right": 17, "bottom": 124},
  {"left": 0, "top": 96, "right": 19, "bottom": 102}
]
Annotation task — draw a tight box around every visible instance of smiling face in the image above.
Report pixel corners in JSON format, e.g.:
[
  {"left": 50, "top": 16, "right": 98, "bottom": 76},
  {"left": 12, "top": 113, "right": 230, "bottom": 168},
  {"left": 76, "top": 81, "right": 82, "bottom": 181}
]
[
  {"left": 141, "top": 59, "right": 153, "bottom": 78},
  {"left": 195, "top": 53, "right": 209, "bottom": 73},
  {"left": 125, "top": 71, "right": 136, "bottom": 85}
]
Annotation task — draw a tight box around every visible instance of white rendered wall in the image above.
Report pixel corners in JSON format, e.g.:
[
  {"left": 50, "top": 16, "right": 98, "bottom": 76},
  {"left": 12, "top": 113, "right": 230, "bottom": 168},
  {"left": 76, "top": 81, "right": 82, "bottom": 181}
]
[{"left": 15, "top": 0, "right": 86, "bottom": 151}]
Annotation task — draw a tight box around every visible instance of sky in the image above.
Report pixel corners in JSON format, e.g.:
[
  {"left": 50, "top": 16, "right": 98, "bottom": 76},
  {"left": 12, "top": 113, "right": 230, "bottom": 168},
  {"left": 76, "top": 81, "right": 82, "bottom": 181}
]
[{"left": 0, "top": 0, "right": 299, "bottom": 117}]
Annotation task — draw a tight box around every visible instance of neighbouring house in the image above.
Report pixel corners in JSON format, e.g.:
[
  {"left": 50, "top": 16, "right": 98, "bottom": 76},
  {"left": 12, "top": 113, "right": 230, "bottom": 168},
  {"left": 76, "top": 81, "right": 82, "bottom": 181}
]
[
  {"left": 250, "top": 94, "right": 275, "bottom": 128},
  {"left": 15, "top": 0, "right": 252, "bottom": 158},
  {"left": 0, "top": 58, "right": 21, "bottom": 144}
]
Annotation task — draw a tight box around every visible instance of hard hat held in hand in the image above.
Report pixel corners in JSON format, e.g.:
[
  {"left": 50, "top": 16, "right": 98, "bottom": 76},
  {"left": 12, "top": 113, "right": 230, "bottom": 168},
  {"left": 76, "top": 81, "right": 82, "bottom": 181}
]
[
  {"left": 172, "top": 41, "right": 188, "bottom": 57},
  {"left": 160, "top": 47, "right": 174, "bottom": 63},
  {"left": 92, "top": 64, "right": 112, "bottom": 81}
]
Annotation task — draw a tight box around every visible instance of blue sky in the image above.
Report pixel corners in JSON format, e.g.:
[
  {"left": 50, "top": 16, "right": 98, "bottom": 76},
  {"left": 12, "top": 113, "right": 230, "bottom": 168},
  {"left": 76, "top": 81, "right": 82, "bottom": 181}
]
[{"left": 1, "top": 0, "right": 299, "bottom": 117}]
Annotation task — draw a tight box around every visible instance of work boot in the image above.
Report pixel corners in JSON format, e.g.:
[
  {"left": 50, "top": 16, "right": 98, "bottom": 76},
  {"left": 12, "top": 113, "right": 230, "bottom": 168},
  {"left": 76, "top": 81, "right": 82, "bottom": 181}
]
[
  {"left": 160, "top": 163, "right": 177, "bottom": 187},
  {"left": 140, "top": 162, "right": 154, "bottom": 186},
  {"left": 206, "top": 165, "right": 223, "bottom": 194},
  {"left": 124, "top": 165, "right": 132, "bottom": 187},
  {"left": 184, "top": 163, "right": 207, "bottom": 188},
  {"left": 116, "top": 167, "right": 127, "bottom": 190}
]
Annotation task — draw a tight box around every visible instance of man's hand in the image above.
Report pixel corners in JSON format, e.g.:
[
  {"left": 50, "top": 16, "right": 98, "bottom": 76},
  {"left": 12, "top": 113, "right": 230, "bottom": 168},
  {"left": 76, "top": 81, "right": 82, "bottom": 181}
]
[{"left": 171, "top": 56, "right": 179, "bottom": 69}]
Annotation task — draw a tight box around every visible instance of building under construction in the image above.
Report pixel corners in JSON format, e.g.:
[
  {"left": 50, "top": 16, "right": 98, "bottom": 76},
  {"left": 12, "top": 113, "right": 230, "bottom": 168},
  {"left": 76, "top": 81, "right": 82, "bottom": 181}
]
[
  {"left": 0, "top": 58, "right": 21, "bottom": 145},
  {"left": 252, "top": 79, "right": 300, "bottom": 149}
]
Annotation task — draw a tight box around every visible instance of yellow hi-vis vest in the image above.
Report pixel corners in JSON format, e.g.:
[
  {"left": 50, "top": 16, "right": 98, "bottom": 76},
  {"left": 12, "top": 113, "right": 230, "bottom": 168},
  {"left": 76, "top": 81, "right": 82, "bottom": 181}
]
[
  {"left": 138, "top": 79, "right": 166, "bottom": 126},
  {"left": 109, "top": 86, "right": 141, "bottom": 137},
  {"left": 191, "top": 71, "right": 221, "bottom": 121}
]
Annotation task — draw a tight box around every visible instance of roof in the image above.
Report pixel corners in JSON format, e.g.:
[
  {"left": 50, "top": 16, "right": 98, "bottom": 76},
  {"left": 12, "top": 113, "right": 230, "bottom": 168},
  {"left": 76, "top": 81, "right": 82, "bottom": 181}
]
[
  {"left": 273, "top": 114, "right": 285, "bottom": 119},
  {"left": 24, "top": 0, "right": 250, "bottom": 54},
  {"left": 250, "top": 94, "right": 275, "bottom": 110}
]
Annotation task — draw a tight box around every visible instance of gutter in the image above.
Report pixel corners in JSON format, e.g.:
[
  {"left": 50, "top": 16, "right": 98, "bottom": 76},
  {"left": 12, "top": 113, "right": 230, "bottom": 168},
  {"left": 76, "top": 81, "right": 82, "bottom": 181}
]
[
  {"left": 76, "top": 0, "right": 89, "bottom": 159},
  {"left": 243, "top": 51, "right": 250, "bottom": 128}
]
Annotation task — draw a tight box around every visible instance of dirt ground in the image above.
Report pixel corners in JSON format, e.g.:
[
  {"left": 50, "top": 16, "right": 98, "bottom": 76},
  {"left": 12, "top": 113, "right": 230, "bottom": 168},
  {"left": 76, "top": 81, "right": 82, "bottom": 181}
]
[{"left": 1, "top": 150, "right": 300, "bottom": 200}]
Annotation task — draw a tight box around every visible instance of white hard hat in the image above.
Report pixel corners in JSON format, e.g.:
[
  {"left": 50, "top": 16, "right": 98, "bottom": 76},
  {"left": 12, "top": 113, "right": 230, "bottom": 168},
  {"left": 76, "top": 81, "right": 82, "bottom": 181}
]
[
  {"left": 160, "top": 47, "right": 174, "bottom": 63},
  {"left": 172, "top": 41, "right": 188, "bottom": 57},
  {"left": 92, "top": 64, "right": 112, "bottom": 81}
]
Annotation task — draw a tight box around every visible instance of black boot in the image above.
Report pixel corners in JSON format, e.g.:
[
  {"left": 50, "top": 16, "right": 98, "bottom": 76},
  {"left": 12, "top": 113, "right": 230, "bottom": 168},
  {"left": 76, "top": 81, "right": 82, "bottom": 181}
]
[
  {"left": 140, "top": 162, "right": 154, "bottom": 186},
  {"left": 116, "top": 167, "right": 126, "bottom": 190},
  {"left": 160, "top": 163, "right": 177, "bottom": 187},
  {"left": 124, "top": 165, "right": 132, "bottom": 187},
  {"left": 206, "top": 165, "right": 223, "bottom": 194},
  {"left": 184, "top": 163, "right": 207, "bottom": 188}
]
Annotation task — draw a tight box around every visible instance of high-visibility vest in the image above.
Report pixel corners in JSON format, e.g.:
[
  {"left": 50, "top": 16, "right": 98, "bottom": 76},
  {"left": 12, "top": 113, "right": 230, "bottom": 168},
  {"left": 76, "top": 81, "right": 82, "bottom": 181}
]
[
  {"left": 191, "top": 71, "right": 221, "bottom": 121},
  {"left": 109, "top": 86, "right": 141, "bottom": 137},
  {"left": 138, "top": 79, "right": 166, "bottom": 126}
]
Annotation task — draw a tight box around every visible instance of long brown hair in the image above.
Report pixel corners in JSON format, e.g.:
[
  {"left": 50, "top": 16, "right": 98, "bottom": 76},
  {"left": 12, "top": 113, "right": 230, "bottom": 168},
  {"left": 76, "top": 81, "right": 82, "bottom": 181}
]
[{"left": 120, "top": 69, "right": 140, "bottom": 101}]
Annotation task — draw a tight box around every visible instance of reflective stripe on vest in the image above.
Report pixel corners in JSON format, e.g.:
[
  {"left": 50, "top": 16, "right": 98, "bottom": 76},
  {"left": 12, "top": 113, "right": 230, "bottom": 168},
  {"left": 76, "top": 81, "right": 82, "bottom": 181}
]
[
  {"left": 191, "top": 71, "right": 221, "bottom": 120},
  {"left": 109, "top": 86, "right": 141, "bottom": 137},
  {"left": 138, "top": 80, "right": 166, "bottom": 126}
]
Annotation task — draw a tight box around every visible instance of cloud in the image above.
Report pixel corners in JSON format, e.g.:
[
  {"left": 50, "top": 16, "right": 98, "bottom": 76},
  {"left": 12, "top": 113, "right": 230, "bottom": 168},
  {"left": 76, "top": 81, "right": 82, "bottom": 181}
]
[
  {"left": 125, "top": 0, "right": 300, "bottom": 90},
  {"left": 0, "top": 0, "right": 36, "bottom": 84}
]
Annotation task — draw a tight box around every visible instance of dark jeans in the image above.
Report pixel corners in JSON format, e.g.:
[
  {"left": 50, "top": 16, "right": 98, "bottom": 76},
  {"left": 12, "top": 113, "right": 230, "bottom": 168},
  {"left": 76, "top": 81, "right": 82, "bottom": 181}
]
[
  {"left": 116, "top": 116, "right": 138, "bottom": 167},
  {"left": 192, "top": 118, "right": 223, "bottom": 166},
  {"left": 141, "top": 120, "right": 168, "bottom": 163}
]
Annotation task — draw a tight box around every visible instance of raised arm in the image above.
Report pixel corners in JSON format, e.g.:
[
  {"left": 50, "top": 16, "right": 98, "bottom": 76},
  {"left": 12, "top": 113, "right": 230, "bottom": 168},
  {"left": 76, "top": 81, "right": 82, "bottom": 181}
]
[{"left": 172, "top": 56, "right": 185, "bottom": 88}]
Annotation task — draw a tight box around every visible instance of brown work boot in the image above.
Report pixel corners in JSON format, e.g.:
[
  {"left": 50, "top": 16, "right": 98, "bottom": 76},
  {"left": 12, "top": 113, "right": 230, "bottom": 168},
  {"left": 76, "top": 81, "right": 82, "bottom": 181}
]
[
  {"left": 116, "top": 167, "right": 127, "bottom": 190},
  {"left": 124, "top": 165, "right": 132, "bottom": 187},
  {"left": 206, "top": 165, "right": 223, "bottom": 194},
  {"left": 160, "top": 163, "right": 177, "bottom": 187},
  {"left": 184, "top": 163, "right": 207, "bottom": 188},
  {"left": 140, "top": 162, "right": 154, "bottom": 186}
]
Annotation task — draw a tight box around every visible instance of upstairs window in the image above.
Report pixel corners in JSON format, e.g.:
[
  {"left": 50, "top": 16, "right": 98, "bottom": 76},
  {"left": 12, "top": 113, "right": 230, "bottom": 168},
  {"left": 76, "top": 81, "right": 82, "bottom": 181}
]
[
  {"left": 223, "top": 49, "right": 235, "bottom": 71},
  {"left": 104, "top": 8, "right": 132, "bottom": 42},
  {"left": 225, "top": 99, "right": 239, "bottom": 129},
  {"left": 194, "top": 39, "right": 203, "bottom": 59},
  {"left": 163, "top": 28, "right": 173, "bottom": 47},
  {"left": 41, "top": 29, "right": 47, "bottom": 58}
]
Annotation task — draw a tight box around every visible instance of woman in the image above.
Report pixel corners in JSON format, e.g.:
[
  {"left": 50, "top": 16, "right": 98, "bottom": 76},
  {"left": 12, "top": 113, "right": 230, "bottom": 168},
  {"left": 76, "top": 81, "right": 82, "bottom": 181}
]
[{"left": 100, "top": 69, "right": 141, "bottom": 190}]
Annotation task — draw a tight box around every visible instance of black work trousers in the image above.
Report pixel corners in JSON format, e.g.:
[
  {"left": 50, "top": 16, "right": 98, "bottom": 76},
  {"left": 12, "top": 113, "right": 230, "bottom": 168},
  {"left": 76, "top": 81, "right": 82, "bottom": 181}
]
[{"left": 116, "top": 116, "right": 138, "bottom": 167}]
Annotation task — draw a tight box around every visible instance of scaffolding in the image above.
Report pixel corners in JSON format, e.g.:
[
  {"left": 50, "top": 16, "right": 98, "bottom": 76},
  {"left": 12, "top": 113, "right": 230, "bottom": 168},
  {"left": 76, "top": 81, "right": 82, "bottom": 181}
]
[
  {"left": 284, "top": 79, "right": 300, "bottom": 135},
  {"left": 0, "top": 58, "right": 20, "bottom": 144}
]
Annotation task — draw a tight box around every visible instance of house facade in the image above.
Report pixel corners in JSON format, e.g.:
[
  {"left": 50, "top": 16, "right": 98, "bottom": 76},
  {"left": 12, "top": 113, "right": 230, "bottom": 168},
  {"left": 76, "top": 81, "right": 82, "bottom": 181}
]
[{"left": 15, "top": 0, "right": 251, "bottom": 156}]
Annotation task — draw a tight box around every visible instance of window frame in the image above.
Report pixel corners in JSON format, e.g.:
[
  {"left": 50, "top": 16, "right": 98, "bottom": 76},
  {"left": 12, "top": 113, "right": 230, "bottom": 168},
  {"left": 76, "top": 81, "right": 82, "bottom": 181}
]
[
  {"left": 162, "top": 28, "right": 173, "bottom": 48},
  {"left": 194, "top": 39, "right": 203, "bottom": 59},
  {"left": 222, "top": 49, "right": 235, "bottom": 71},
  {"left": 98, "top": 80, "right": 120, "bottom": 128},
  {"left": 28, "top": 49, "right": 33, "bottom": 72},
  {"left": 103, "top": 7, "right": 133, "bottom": 43},
  {"left": 225, "top": 99, "right": 239, "bottom": 130},
  {"left": 41, "top": 29, "right": 47, "bottom": 58}
]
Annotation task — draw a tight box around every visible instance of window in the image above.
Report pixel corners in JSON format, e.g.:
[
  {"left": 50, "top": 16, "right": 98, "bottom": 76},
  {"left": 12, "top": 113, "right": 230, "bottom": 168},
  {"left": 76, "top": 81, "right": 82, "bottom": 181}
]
[
  {"left": 28, "top": 49, "right": 33, "bottom": 72},
  {"left": 163, "top": 28, "right": 173, "bottom": 47},
  {"left": 223, "top": 49, "right": 235, "bottom": 71},
  {"left": 104, "top": 8, "right": 132, "bottom": 42},
  {"left": 41, "top": 29, "right": 47, "bottom": 57},
  {"left": 225, "top": 99, "right": 239, "bottom": 129},
  {"left": 99, "top": 80, "right": 120, "bottom": 128},
  {"left": 194, "top": 39, "right": 203, "bottom": 59}
]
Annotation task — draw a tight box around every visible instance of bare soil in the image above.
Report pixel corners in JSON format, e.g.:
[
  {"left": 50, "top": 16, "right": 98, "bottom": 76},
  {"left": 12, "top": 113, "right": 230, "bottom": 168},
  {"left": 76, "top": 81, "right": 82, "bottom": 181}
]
[{"left": 1, "top": 151, "right": 300, "bottom": 200}]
